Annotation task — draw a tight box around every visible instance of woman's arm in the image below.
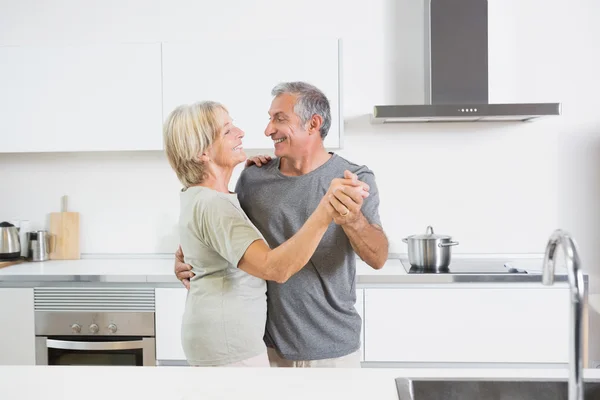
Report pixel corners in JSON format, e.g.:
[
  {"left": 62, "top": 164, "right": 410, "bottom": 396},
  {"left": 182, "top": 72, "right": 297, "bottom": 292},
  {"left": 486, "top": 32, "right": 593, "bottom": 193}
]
[
  {"left": 238, "top": 173, "right": 369, "bottom": 283},
  {"left": 238, "top": 204, "right": 330, "bottom": 283}
]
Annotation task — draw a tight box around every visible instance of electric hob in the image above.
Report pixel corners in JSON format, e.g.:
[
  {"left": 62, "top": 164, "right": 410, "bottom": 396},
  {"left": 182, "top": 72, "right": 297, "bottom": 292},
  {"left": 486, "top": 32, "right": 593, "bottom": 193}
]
[{"left": 402, "top": 258, "right": 528, "bottom": 274}]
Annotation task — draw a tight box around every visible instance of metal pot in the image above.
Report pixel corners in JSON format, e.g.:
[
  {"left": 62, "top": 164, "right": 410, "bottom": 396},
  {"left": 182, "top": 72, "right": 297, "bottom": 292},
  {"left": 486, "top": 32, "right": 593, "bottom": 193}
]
[{"left": 402, "top": 226, "right": 459, "bottom": 270}]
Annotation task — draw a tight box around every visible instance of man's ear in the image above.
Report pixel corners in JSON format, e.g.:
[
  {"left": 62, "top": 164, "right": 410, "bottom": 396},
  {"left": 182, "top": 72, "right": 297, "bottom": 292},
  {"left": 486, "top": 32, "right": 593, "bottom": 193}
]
[{"left": 308, "top": 114, "right": 323, "bottom": 135}]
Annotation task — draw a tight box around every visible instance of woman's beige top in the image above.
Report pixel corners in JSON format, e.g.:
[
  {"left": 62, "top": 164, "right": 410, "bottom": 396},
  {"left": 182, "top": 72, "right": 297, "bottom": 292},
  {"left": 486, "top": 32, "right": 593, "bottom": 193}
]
[{"left": 179, "top": 186, "right": 267, "bottom": 366}]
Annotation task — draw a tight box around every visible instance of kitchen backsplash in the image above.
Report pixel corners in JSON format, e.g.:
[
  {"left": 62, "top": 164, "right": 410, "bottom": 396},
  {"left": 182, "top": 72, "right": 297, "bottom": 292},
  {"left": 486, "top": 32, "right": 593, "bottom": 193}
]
[{"left": 0, "top": 119, "right": 558, "bottom": 256}]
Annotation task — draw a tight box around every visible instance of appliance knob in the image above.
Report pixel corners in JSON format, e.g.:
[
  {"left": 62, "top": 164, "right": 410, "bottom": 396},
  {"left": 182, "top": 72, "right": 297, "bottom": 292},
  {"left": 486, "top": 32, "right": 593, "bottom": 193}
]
[
  {"left": 89, "top": 323, "right": 99, "bottom": 334},
  {"left": 71, "top": 324, "right": 81, "bottom": 334},
  {"left": 107, "top": 323, "right": 117, "bottom": 334}
]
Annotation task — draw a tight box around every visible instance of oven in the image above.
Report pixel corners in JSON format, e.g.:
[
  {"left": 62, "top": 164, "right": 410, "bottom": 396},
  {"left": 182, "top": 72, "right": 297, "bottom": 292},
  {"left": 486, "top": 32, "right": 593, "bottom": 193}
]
[{"left": 34, "top": 287, "right": 156, "bottom": 366}]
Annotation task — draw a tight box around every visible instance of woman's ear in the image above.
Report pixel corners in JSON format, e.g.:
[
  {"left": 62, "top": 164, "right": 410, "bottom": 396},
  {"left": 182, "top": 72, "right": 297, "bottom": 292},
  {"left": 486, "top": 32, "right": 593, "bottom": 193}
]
[{"left": 199, "top": 149, "right": 211, "bottom": 163}]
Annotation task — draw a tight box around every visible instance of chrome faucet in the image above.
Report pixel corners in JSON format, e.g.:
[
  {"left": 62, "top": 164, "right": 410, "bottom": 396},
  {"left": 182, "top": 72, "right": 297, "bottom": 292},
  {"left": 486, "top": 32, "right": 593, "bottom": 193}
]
[{"left": 542, "top": 229, "right": 586, "bottom": 400}]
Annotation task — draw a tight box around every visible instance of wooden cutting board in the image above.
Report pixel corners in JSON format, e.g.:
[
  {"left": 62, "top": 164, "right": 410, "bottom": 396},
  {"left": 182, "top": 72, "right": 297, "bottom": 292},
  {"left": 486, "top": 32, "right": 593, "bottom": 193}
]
[
  {"left": 0, "top": 259, "right": 24, "bottom": 269},
  {"left": 49, "top": 195, "right": 80, "bottom": 260}
]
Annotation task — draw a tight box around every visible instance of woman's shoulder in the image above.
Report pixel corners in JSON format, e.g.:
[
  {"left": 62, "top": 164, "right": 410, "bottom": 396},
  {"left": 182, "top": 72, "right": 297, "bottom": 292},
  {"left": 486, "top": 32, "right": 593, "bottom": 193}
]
[{"left": 187, "top": 188, "right": 244, "bottom": 217}]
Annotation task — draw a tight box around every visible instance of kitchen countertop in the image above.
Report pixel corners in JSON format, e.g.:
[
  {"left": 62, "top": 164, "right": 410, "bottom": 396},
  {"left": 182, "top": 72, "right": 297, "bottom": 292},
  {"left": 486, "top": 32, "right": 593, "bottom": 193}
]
[
  {"left": 0, "top": 254, "right": 579, "bottom": 287},
  {"left": 1, "top": 366, "right": 599, "bottom": 400}
]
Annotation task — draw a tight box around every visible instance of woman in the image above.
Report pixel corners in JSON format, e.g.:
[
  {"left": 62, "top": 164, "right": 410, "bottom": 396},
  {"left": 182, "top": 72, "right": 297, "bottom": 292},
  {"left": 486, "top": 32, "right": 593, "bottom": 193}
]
[{"left": 163, "top": 101, "right": 368, "bottom": 367}]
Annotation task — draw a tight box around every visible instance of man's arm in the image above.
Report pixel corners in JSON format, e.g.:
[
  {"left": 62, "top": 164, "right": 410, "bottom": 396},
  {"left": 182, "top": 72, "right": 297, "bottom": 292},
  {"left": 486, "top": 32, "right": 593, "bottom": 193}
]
[
  {"left": 175, "top": 246, "right": 194, "bottom": 289},
  {"left": 328, "top": 170, "right": 389, "bottom": 270},
  {"left": 342, "top": 215, "right": 388, "bottom": 269}
]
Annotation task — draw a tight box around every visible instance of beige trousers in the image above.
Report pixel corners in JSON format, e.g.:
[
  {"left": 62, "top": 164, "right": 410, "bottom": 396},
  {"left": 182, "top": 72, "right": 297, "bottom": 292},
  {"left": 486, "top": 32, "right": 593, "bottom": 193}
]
[{"left": 267, "top": 347, "right": 361, "bottom": 368}]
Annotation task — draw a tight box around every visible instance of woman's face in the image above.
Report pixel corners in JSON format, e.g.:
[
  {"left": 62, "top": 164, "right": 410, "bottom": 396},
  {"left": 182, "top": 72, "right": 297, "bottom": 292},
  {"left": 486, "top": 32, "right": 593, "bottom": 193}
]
[{"left": 208, "top": 109, "right": 247, "bottom": 168}]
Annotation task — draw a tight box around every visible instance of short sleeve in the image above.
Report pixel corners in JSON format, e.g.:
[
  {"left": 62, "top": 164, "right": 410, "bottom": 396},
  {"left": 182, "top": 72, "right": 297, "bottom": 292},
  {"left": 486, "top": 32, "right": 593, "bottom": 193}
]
[
  {"left": 355, "top": 168, "right": 383, "bottom": 227},
  {"left": 196, "top": 198, "right": 264, "bottom": 268}
]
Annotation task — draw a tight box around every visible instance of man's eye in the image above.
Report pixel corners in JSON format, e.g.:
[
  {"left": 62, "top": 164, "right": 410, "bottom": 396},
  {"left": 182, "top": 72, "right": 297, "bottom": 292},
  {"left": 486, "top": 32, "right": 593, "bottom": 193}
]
[{"left": 224, "top": 130, "right": 230, "bottom": 135}]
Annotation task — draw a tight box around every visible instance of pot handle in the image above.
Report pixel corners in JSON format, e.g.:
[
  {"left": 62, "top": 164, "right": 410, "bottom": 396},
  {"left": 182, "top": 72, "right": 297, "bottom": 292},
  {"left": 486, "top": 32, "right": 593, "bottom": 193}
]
[
  {"left": 438, "top": 241, "right": 459, "bottom": 247},
  {"left": 402, "top": 238, "right": 408, "bottom": 243},
  {"left": 426, "top": 226, "right": 434, "bottom": 234}
]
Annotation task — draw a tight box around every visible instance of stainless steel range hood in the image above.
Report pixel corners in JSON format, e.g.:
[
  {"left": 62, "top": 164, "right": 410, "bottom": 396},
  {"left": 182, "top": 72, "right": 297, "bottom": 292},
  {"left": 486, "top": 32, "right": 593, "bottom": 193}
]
[{"left": 372, "top": 0, "right": 561, "bottom": 123}]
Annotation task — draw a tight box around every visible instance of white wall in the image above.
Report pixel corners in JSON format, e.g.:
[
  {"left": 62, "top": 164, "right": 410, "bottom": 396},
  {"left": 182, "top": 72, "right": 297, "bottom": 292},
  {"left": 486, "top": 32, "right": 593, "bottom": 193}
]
[{"left": 0, "top": 0, "right": 597, "bottom": 262}]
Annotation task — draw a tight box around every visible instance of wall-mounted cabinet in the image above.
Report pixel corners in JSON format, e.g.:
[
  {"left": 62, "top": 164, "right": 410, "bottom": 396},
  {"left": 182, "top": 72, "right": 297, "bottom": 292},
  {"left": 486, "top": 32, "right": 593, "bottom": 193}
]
[
  {"left": 162, "top": 39, "right": 342, "bottom": 150},
  {"left": 0, "top": 39, "right": 342, "bottom": 153},
  {"left": 0, "top": 44, "right": 163, "bottom": 152}
]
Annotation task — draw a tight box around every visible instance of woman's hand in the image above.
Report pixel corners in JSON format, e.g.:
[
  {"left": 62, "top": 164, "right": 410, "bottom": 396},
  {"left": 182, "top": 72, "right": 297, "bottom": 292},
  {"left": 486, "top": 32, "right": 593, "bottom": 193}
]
[{"left": 245, "top": 155, "right": 272, "bottom": 168}]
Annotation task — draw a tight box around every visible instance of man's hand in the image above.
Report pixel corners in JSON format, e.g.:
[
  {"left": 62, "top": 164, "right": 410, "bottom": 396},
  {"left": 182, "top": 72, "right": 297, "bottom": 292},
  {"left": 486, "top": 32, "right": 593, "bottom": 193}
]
[
  {"left": 328, "top": 170, "right": 369, "bottom": 225},
  {"left": 245, "top": 155, "right": 272, "bottom": 168},
  {"left": 323, "top": 170, "right": 369, "bottom": 225},
  {"left": 174, "top": 245, "right": 195, "bottom": 290}
]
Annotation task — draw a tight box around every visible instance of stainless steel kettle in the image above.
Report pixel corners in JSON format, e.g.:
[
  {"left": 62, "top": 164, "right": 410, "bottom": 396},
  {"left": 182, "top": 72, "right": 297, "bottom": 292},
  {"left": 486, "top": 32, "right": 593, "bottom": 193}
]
[{"left": 0, "top": 221, "right": 21, "bottom": 260}]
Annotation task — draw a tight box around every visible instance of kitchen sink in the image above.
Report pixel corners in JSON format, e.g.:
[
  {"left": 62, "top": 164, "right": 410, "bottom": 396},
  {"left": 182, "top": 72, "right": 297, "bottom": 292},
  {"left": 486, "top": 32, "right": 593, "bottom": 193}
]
[{"left": 395, "top": 378, "right": 600, "bottom": 400}]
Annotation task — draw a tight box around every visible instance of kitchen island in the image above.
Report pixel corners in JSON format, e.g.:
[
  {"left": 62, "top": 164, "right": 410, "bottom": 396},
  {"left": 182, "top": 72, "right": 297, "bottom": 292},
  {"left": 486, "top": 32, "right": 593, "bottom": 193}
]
[{"left": 1, "top": 365, "right": 599, "bottom": 400}]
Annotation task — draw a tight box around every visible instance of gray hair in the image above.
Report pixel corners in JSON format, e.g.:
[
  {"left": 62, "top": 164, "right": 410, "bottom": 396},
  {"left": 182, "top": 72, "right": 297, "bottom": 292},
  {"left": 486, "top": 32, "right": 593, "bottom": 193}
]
[{"left": 271, "top": 82, "right": 331, "bottom": 139}]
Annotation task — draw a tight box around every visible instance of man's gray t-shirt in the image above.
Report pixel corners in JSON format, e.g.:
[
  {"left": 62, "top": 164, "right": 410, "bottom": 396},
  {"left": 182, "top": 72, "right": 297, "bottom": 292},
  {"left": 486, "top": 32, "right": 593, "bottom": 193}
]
[
  {"left": 235, "top": 153, "right": 382, "bottom": 360},
  {"left": 179, "top": 186, "right": 267, "bottom": 366}
]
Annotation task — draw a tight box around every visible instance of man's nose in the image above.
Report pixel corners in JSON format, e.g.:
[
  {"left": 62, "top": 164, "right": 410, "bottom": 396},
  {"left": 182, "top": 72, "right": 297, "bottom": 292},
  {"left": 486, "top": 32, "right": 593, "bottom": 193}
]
[{"left": 264, "top": 120, "right": 274, "bottom": 137}]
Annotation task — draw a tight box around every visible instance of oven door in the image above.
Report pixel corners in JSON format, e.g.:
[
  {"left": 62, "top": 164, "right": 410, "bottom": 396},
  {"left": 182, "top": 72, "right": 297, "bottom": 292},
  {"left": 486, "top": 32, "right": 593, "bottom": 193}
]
[{"left": 35, "top": 336, "right": 156, "bottom": 366}]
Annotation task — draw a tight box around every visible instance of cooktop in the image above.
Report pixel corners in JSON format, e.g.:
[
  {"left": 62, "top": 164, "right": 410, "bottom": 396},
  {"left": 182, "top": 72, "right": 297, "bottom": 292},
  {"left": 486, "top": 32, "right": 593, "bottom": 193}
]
[{"left": 401, "top": 259, "right": 529, "bottom": 274}]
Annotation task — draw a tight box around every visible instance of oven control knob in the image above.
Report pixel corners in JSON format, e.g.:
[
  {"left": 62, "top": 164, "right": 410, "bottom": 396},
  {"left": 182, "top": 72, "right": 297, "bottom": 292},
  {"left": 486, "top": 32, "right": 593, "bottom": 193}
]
[
  {"left": 107, "top": 323, "right": 117, "bottom": 334},
  {"left": 89, "top": 323, "right": 99, "bottom": 334},
  {"left": 71, "top": 324, "right": 81, "bottom": 334}
]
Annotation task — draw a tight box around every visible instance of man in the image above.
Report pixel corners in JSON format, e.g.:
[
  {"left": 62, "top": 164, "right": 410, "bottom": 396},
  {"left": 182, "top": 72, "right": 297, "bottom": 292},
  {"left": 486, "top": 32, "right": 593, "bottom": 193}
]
[{"left": 175, "top": 81, "right": 389, "bottom": 367}]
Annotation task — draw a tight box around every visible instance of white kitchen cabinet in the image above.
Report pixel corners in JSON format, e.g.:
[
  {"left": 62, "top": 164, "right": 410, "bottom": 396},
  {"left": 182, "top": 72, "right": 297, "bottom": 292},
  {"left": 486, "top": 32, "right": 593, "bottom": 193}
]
[
  {"left": 155, "top": 287, "right": 188, "bottom": 362},
  {"left": 355, "top": 289, "right": 365, "bottom": 362},
  {"left": 364, "top": 286, "right": 570, "bottom": 364},
  {"left": 0, "top": 43, "right": 163, "bottom": 152},
  {"left": 162, "top": 39, "right": 342, "bottom": 150},
  {"left": 0, "top": 288, "right": 35, "bottom": 365}
]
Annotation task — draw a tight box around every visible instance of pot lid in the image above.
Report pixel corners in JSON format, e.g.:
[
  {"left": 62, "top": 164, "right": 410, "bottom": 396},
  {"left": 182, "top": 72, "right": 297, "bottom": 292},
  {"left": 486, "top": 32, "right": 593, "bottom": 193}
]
[{"left": 409, "top": 226, "right": 451, "bottom": 240}]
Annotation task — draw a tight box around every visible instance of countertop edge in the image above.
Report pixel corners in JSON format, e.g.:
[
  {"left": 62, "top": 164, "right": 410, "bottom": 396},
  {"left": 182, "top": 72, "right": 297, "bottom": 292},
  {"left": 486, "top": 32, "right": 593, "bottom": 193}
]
[
  {"left": 0, "top": 273, "right": 578, "bottom": 287},
  {"left": 0, "top": 253, "right": 582, "bottom": 287}
]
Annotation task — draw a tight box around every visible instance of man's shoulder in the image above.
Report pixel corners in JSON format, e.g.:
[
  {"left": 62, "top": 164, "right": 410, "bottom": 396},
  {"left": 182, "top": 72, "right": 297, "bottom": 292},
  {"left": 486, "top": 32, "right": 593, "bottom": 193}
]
[
  {"left": 239, "top": 159, "right": 279, "bottom": 181},
  {"left": 329, "top": 154, "right": 376, "bottom": 178},
  {"left": 236, "top": 159, "right": 279, "bottom": 195}
]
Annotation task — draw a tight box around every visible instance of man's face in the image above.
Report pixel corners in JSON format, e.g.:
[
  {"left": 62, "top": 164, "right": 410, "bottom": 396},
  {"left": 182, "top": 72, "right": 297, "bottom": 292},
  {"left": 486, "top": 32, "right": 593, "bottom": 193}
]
[{"left": 264, "top": 94, "right": 309, "bottom": 158}]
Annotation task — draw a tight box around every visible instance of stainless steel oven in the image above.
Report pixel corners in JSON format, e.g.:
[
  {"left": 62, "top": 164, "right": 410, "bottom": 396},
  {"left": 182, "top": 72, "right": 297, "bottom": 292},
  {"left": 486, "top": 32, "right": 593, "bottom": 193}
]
[{"left": 34, "top": 287, "right": 156, "bottom": 366}]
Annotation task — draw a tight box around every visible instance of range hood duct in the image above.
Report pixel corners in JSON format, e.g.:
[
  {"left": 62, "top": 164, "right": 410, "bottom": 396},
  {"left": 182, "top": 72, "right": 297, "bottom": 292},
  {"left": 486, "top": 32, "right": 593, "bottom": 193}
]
[{"left": 372, "top": 0, "right": 561, "bottom": 123}]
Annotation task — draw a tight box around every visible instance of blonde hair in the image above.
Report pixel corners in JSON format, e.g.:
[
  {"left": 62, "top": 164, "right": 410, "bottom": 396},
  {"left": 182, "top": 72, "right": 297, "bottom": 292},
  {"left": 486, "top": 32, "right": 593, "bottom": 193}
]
[{"left": 163, "top": 101, "right": 227, "bottom": 187}]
